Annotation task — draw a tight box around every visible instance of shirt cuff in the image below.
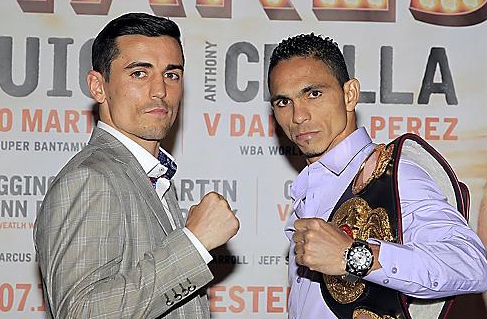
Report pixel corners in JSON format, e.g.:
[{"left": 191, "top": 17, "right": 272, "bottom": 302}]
[
  {"left": 365, "top": 239, "right": 416, "bottom": 290},
  {"left": 183, "top": 227, "right": 213, "bottom": 264}
]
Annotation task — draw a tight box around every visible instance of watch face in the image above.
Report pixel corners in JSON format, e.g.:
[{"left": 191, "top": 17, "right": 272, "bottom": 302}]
[
  {"left": 346, "top": 242, "right": 373, "bottom": 277},
  {"left": 349, "top": 247, "right": 372, "bottom": 271}
]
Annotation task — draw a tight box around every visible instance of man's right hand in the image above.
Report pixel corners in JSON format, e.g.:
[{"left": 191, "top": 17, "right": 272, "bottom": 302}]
[{"left": 185, "top": 191, "right": 240, "bottom": 251}]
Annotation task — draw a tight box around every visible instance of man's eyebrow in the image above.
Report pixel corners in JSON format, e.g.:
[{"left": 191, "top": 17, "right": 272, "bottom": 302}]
[
  {"left": 166, "top": 64, "right": 184, "bottom": 72},
  {"left": 301, "top": 84, "right": 324, "bottom": 94},
  {"left": 270, "top": 94, "right": 288, "bottom": 104},
  {"left": 124, "top": 62, "right": 184, "bottom": 72},
  {"left": 124, "top": 61, "right": 153, "bottom": 70},
  {"left": 270, "top": 84, "right": 325, "bottom": 103}
]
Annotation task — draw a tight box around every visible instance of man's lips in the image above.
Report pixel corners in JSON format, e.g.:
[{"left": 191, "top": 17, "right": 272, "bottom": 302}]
[
  {"left": 295, "top": 130, "right": 318, "bottom": 142},
  {"left": 145, "top": 106, "right": 169, "bottom": 115}
]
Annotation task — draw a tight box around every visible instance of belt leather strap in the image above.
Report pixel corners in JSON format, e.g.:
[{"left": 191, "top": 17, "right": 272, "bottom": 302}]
[{"left": 320, "top": 133, "right": 469, "bottom": 319}]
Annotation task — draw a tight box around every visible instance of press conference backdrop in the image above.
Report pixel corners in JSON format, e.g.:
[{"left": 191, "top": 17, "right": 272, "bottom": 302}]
[{"left": 1, "top": 0, "right": 487, "bottom": 318}]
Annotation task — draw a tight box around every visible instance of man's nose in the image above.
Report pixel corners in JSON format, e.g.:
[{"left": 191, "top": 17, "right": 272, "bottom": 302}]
[
  {"left": 151, "top": 76, "right": 167, "bottom": 99},
  {"left": 293, "top": 102, "right": 310, "bottom": 124}
]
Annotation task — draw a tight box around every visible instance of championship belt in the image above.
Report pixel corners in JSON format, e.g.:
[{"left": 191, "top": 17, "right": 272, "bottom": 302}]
[{"left": 320, "top": 133, "right": 470, "bottom": 319}]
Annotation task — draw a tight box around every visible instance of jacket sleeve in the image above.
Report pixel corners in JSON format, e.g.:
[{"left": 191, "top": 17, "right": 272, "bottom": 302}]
[
  {"left": 34, "top": 164, "right": 213, "bottom": 318},
  {"left": 365, "top": 157, "right": 487, "bottom": 298}
]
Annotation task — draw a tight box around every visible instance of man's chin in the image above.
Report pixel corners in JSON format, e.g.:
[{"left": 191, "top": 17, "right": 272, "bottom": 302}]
[
  {"left": 140, "top": 132, "right": 169, "bottom": 142},
  {"left": 302, "top": 150, "right": 325, "bottom": 163}
]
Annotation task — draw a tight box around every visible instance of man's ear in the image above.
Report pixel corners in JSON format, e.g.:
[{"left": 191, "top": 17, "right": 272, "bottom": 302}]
[
  {"left": 344, "top": 78, "right": 360, "bottom": 112},
  {"left": 87, "top": 70, "right": 106, "bottom": 104}
]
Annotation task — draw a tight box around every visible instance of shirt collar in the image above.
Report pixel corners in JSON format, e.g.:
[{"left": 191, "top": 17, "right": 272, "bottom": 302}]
[
  {"left": 290, "top": 127, "right": 372, "bottom": 201},
  {"left": 313, "top": 126, "right": 372, "bottom": 176},
  {"left": 97, "top": 121, "right": 177, "bottom": 180}
]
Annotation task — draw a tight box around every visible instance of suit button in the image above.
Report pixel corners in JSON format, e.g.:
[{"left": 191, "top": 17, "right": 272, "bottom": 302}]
[
  {"left": 164, "top": 294, "right": 174, "bottom": 306},
  {"left": 173, "top": 288, "right": 182, "bottom": 301}
]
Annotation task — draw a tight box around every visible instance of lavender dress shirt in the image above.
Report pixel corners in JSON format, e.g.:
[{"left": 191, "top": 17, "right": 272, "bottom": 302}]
[{"left": 285, "top": 127, "right": 487, "bottom": 319}]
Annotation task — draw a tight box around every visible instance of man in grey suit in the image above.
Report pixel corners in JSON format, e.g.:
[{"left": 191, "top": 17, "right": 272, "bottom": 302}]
[{"left": 34, "top": 12, "right": 240, "bottom": 319}]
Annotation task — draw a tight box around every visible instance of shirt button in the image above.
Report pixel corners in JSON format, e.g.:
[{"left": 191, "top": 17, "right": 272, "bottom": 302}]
[
  {"left": 297, "top": 277, "right": 301, "bottom": 283},
  {"left": 391, "top": 267, "right": 397, "bottom": 274},
  {"left": 383, "top": 279, "right": 389, "bottom": 284}
]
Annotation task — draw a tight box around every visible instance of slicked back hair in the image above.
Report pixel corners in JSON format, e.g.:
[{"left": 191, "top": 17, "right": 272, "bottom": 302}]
[
  {"left": 91, "top": 12, "right": 183, "bottom": 82},
  {"left": 268, "top": 33, "right": 350, "bottom": 88}
]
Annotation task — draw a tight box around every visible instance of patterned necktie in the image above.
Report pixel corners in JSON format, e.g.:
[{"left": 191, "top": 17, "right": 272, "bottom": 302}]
[
  {"left": 157, "top": 150, "right": 177, "bottom": 180},
  {"left": 150, "top": 151, "right": 177, "bottom": 188}
]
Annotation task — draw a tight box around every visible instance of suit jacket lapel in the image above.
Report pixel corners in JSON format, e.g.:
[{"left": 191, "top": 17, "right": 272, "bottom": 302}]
[
  {"left": 126, "top": 168, "right": 174, "bottom": 235},
  {"left": 89, "top": 127, "right": 174, "bottom": 236}
]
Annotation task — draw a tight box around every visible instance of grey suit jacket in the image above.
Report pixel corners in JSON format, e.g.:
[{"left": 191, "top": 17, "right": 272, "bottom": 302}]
[{"left": 34, "top": 127, "right": 214, "bottom": 319}]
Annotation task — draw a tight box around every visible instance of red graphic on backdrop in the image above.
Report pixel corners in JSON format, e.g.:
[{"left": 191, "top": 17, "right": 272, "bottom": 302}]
[
  {"left": 17, "top": 0, "right": 52, "bottom": 13},
  {"left": 410, "top": 0, "right": 487, "bottom": 26},
  {"left": 13, "top": 0, "right": 487, "bottom": 27},
  {"left": 71, "top": 0, "right": 112, "bottom": 15},
  {"left": 259, "top": 0, "right": 301, "bottom": 20},
  {"left": 196, "top": 0, "right": 231, "bottom": 18},
  {"left": 150, "top": 0, "right": 186, "bottom": 18},
  {"left": 312, "top": 0, "right": 395, "bottom": 22}
]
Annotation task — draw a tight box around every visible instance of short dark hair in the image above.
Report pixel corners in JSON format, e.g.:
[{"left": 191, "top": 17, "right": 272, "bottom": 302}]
[
  {"left": 268, "top": 33, "right": 350, "bottom": 88},
  {"left": 91, "top": 12, "right": 183, "bottom": 81}
]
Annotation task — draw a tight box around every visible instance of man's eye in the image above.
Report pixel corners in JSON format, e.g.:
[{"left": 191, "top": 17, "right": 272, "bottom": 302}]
[
  {"left": 309, "top": 90, "right": 322, "bottom": 98},
  {"left": 164, "top": 72, "right": 180, "bottom": 81},
  {"left": 275, "top": 99, "right": 291, "bottom": 108},
  {"left": 131, "top": 70, "right": 147, "bottom": 79}
]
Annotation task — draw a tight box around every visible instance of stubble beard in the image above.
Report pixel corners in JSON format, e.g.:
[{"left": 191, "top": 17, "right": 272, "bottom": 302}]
[
  {"left": 138, "top": 103, "right": 177, "bottom": 142},
  {"left": 303, "top": 149, "right": 325, "bottom": 161},
  {"left": 139, "top": 121, "right": 173, "bottom": 142},
  {"left": 297, "top": 138, "right": 329, "bottom": 163}
]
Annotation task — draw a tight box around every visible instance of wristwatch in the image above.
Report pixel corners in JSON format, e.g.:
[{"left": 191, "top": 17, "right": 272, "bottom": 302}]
[{"left": 344, "top": 240, "right": 374, "bottom": 278}]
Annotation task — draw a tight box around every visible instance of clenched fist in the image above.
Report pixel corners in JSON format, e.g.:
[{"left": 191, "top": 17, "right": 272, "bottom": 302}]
[
  {"left": 185, "top": 191, "right": 240, "bottom": 251},
  {"left": 293, "top": 218, "right": 353, "bottom": 276}
]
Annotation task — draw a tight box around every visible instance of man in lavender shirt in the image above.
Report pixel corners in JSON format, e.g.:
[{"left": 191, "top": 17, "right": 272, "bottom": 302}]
[{"left": 267, "top": 33, "right": 487, "bottom": 319}]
